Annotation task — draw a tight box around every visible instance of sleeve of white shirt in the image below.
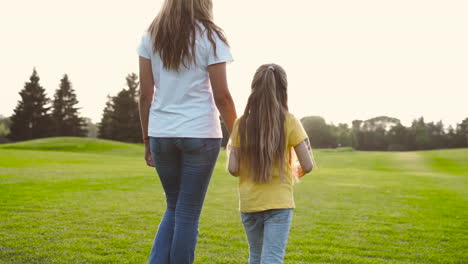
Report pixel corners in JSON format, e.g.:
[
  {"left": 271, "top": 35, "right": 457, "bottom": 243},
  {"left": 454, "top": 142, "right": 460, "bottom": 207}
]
[
  {"left": 137, "top": 33, "right": 151, "bottom": 59},
  {"left": 207, "top": 32, "right": 233, "bottom": 65}
]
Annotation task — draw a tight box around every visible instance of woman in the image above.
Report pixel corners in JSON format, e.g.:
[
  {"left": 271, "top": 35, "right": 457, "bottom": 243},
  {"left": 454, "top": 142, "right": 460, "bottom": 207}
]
[{"left": 137, "top": 0, "right": 237, "bottom": 263}]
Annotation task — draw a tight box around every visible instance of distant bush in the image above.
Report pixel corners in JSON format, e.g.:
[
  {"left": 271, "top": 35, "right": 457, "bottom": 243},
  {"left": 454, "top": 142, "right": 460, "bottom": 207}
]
[
  {"left": 320, "top": 147, "right": 355, "bottom": 152},
  {"left": 335, "top": 147, "right": 355, "bottom": 152},
  {"left": 387, "top": 144, "right": 408, "bottom": 151}
]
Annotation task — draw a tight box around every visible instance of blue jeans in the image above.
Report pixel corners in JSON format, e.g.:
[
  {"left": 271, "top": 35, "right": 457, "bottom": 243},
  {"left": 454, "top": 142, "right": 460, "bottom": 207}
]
[
  {"left": 148, "top": 137, "right": 221, "bottom": 264},
  {"left": 241, "top": 209, "right": 293, "bottom": 264}
]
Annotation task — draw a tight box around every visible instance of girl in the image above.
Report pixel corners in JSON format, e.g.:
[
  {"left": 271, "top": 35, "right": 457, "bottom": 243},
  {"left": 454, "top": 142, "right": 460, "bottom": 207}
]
[
  {"left": 137, "top": 0, "right": 237, "bottom": 263},
  {"left": 228, "top": 63, "right": 314, "bottom": 264}
]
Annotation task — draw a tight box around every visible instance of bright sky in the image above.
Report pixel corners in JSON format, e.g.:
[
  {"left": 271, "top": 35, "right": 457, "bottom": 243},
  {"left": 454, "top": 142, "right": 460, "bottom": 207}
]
[{"left": 1, "top": 0, "right": 467, "bottom": 127}]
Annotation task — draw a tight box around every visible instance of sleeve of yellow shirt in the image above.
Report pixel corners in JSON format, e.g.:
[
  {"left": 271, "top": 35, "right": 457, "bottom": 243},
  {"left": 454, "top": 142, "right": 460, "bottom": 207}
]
[
  {"left": 229, "top": 118, "right": 241, "bottom": 147},
  {"left": 288, "top": 115, "right": 309, "bottom": 147}
]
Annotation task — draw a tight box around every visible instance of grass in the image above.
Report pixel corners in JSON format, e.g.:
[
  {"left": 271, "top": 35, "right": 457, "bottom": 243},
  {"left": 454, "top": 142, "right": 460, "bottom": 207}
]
[
  {"left": 0, "top": 137, "right": 467, "bottom": 263},
  {"left": 0, "top": 137, "right": 143, "bottom": 156}
]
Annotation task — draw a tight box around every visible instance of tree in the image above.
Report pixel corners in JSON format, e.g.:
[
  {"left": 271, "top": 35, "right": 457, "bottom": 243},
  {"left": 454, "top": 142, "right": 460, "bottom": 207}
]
[
  {"left": 330, "top": 123, "right": 353, "bottom": 147},
  {"left": 84, "top": 118, "right": 98, "bottom": 138},
  {"left": 409, "top": 117, "right": 432, "bottom": 150},
  {"left": 452, "top": 117, "right": 468, "bottom": 148},
  {"left": 8, "top": 69, "right": 52, "bottom": 141},
  {"left": 0, "top": 115, "right": 11, "bottom": 144},
  {"left": 353, "top": 116, "right": 401, "bottom": 150},
  {"left": 0, "top": 115, "right": 11, "bottom": 136},
  {"left": 51, "top": 74, "right": 87, "bottom": 137},
  {"left": 98, "top": 95, "right": 114, "bottom": 139},
  {"left": 364, "top": 116, "right": 400, "bottom": 131},
  {"left": 98, "top": 73, "right": 141, "bottom": 143},
  {"left": 460, "top": 118, "right": 468, "bottom": 147},
  {"left": 387, "top": 123, "right": 409, "bottom": 151},
  {"left": 301, "top": 116, "right": 337, "bottom": 148},
  {"left": 425, "top": 121, "right": 446, "bottom": 149}
]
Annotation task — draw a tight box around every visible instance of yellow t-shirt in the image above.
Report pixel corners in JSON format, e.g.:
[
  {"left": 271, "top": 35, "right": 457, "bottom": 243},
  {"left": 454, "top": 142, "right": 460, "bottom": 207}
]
[{"left": 229, "top": 112, "right": 308, "bottom": 213}]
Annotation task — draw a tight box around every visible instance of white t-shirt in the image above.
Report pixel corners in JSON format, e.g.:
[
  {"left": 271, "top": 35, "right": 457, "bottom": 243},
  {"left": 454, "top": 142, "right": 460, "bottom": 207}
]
[{"left": 137, "top": 24, "right": 233, "bottom": 138}]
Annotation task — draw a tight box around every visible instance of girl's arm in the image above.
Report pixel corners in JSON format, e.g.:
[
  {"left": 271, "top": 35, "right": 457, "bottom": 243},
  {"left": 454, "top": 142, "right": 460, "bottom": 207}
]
[
  {"left": 228, "top": 146, "right": 240, "bottom": 176},
  {"left": 138, "top": 56, "right": 155, "bottom": 167},
  {"left": 294, "top": 140, "right": 313, "bottom": 175}
]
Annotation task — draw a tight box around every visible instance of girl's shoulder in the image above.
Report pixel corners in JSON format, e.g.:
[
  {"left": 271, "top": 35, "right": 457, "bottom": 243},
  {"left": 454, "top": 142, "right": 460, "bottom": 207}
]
[
  {"left": 285, "top": 112, "right": 300, "bottom": 124},
  {"left": 285, "top": 112, "right": 306, "bottom": 134}
]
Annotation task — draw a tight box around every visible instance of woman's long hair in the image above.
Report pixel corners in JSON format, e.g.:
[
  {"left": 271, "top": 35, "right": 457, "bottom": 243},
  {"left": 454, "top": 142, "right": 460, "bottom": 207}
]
[
  {"left": 239, "top": 64, "right": 289, "bottom": 183},
  {"left": 148, "top": 0, "right": 228, "bottom": 71}
]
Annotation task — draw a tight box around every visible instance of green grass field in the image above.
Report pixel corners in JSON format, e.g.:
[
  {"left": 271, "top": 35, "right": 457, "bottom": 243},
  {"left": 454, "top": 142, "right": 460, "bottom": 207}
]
[{"left": 0, "top": 137, "right": 467, "bottom": 264}]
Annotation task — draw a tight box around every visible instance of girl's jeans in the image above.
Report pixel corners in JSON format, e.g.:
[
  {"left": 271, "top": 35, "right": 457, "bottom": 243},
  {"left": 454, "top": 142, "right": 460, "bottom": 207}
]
[
  {"left": 148, "top": 137, "right": 221, "bottom": 264},
  {"left": 241, "top": 209, "right": 293, "bottom": 264}
]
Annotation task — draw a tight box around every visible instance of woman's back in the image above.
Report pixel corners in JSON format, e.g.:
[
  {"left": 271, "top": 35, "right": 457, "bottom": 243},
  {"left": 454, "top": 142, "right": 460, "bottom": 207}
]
[
  {"left": 137, "top": 23, "right": 232, "bottom": 138},
  {"left": 138, "top": 2, "right": 237, "bottom": 263}
]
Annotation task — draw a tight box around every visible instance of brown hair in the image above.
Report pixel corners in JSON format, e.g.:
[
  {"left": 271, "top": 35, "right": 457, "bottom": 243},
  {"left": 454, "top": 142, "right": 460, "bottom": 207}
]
[
  {"left": 239, "top": 63, "right": 289, "bottom": 183},
  {"left": 148, "top": 0, "right": 228, "bottom": 71}
]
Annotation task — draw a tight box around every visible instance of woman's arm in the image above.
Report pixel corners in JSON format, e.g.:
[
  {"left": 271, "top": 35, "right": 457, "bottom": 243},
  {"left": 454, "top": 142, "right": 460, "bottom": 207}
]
[
  {"left": 294, "top": 140, "right": 313, "bottom": 175},
  {"left": 138, "top": 56, "right": 155, "bottom": 167},
  {"left": 208, "top": 62, "right": 237, "bottom": 133},
  {"left": 228, "top": 146, "right": 240, "bottom": 176}
]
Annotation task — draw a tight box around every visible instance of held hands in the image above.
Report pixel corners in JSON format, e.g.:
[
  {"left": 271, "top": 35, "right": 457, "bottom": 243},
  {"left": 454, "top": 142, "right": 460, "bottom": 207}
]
[
  {"left": 291, "top": 147, "right": 305, "bottom": 178},
  {"left": 292, "top": 160, "right": 305, "bottom": 178}
]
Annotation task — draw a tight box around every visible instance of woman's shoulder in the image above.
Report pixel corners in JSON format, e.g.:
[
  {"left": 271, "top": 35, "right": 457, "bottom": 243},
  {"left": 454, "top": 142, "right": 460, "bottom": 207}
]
[
  {"left": 139, "top": 30, "right": 151, "bottom": 42},
  {"left": 195, "top": 21, "right": 211, "bottom": 40},
  {"left": 138, "top": 31, "right": 154, "bottom": 51},
  {"left": 196, "top": 21, "right": 227, "bottom": 43},
  {"left": 137, "top": 31, "right": 153, "bottom": 59}
]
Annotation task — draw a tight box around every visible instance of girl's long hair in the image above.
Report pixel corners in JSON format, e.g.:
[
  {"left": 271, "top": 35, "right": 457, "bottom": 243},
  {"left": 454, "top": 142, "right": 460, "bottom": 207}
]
[
  {"left": 148, "top": 0, "right": 228, "bottom": 71},
  {"left": 239, "top": 64, "right": 289, "bottom": 183}
]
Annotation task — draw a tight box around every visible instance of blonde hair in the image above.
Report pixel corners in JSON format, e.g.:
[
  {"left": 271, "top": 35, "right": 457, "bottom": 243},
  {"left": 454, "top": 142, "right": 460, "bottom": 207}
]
[
  {"left": 148, "top": 0, "right": 228, "bottom": 71},
  {"left": 239, "top": 64, "right": 288, "bottom": 183}
]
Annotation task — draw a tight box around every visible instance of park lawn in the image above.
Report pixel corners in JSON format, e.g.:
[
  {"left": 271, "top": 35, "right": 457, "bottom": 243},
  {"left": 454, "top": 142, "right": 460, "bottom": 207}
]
[{"left": 0, "top": 138, "right": 467, "bottom": 264}]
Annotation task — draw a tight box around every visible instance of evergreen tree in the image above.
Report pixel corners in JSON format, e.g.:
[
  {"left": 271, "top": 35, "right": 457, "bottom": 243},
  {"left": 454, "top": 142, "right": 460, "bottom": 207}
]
[
  {"left": 8, "top": 69, "right": 52, "bottom": 141},
  {"left": 125, "top": 73, "right": 141, "bottom": 142},
  {"left": 98, "top": 73, "right": 141, "bottom": 143},
  {"left": 51, "top": 74, "right": 87, "bottom": 137},
  {"left": 98, "top": 95, "right": 115, "bottom": 139},
  {"left": 454, "top": 117, "right": 468, "bottom": 147}
]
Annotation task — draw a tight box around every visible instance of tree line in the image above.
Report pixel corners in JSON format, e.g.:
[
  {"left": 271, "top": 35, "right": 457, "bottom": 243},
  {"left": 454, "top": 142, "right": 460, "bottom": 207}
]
[
  {"left": 0, "top": 69, "right": 142, "bottom": 144},
  {"left": 301, "top": 116, "right": 467, "bottom": 151},
  {"left": 1, "top": 69, "right": 467, "bottom": 151}
]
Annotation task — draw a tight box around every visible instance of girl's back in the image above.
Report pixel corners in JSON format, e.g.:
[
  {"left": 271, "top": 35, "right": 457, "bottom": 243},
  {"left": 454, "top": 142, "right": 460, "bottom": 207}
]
[
  {"left": 230, "top": 112, "right": 308, "bottom": 213},
  {"left": 228, "top": 63, "right": 314, "bottom": 264}
]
